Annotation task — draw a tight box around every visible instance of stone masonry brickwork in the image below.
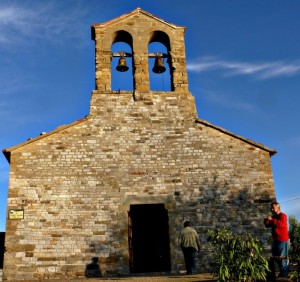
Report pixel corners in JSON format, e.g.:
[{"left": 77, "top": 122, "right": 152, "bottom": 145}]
[{"left": 3, "top": 8, "right": 277, "bottom": 281}]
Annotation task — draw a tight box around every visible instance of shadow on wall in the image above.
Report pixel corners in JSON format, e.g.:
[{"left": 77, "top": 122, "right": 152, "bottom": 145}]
[
  {"left": 175, "top": 173, "right": 274, "bottom": 273},
  {"left": 85, "top": 257, "right": 101, "bottom": 278},
  {"left": 84, "top": 173, "right": 274, "bottom": 276}
]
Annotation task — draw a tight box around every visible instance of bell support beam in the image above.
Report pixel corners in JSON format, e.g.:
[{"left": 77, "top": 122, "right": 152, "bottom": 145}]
[
  {"left": 111, "top": 52, "right": 132, "bottom": 57},
  {"left": 111, "top": 52, "right": 168, "bottom": 58}
]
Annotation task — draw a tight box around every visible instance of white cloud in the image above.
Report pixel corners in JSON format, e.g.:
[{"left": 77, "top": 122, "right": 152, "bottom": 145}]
[
  {"left": 0, "top": 2, "right": 89, "bottom": 47},
  {"left": 187, "top": 56, "right": 300, "bottom": 79},
  {"left": 205, "top": 91, "right": 255, "bottom": 112}
]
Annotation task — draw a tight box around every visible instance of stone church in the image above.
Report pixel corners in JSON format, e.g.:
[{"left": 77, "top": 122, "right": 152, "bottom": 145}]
[{"left": 2, "top": 8, "right": 277, "bottom": 280}]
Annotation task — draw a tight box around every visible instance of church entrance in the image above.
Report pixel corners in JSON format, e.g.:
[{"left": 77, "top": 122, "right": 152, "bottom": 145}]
[{"left": 128, "top": 203, "right": 171, "bottom": 273}]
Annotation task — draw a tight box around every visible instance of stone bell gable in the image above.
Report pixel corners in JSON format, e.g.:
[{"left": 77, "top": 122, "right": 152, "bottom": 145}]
[
  {"left": 2, "top": 8, "right": 277, "bottom": 281},
  {"left": 91, "top": 7, "right": 189, "bottom": 94}
]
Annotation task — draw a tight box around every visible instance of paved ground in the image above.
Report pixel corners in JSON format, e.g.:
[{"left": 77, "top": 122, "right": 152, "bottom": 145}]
[
  {"left": 75, "top": 273, "right": 216, "bottom": 282},
  {"left": 2, "top": 273, "right": 217, "bottom": 282},
  {"left": 25, "top": 276, "right": 292, "bottom": 282},
  {"left": 1, "top": 273, "right": 296, "bottom": 282},
  {"left": 71, "top": 273, "right": 215, "bottom": 282},
  {"left": 1, "top": 270, "right": 295, "bottom": 281}
]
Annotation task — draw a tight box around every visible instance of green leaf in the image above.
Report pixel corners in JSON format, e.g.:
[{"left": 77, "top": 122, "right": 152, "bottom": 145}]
[{"left": 206, "top": 228, "right": 269, "bottom": 282}]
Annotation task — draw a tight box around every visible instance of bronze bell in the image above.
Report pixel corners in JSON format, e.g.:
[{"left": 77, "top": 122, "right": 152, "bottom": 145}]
[
  {"left": 116, "top": 56, "right": 129, "bottom": 72},
  {"left": 152, "top": 56, "right": 166, "bottom": 74}
]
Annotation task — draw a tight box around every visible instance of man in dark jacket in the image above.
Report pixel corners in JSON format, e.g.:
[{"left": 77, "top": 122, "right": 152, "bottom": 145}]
[
  {"left": 264, "top": 201, "right": 290, "bottom": 277},
  {"left": 180, "top": 220, "right": 201, "bottom": 275}
]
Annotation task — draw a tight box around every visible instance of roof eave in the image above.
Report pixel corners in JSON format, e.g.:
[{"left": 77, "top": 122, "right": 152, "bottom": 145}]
[
  {"left": 195, "top": 118, "right": 277, "bottom": 156},
  {"left": 2, "top": 149, "right": 11, "bottom": 163},
  {"left": 2, "top": 116, "right": 89, "bottom": 161}
]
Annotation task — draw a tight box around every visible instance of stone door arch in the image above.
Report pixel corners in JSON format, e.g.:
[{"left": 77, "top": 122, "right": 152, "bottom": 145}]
[{"left": 128, "top": 203, "right": 171, "bottom": 273}]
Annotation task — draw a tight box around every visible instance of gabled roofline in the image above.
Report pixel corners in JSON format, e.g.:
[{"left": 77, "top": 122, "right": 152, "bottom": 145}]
[
  {"left": 2, "top": 115, "right": 276, "bottom": 164},
  {"left": 2, "top": 116, "right": 89, "bottom": 163},
  {"left": 196, "top": 118, "right": 277, "bottom": 156},
  {"left": 91, "top": 8, "right": 185, "bottom": 40}
]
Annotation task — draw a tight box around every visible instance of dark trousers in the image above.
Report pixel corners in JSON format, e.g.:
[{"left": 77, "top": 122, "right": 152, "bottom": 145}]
[
  {"left": 267, "top": 241, "right": 290, "bottom": 281},
  {"left": 182, "top": 247, "right": 197, "bottom": 275},
  {"left": 272, "top": 241, "right": 289, "bottom": 276}
]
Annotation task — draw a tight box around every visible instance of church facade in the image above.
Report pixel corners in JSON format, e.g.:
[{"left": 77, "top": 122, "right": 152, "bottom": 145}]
[{"left": 2, "top": 8, "right": 276, "bottom": 280}]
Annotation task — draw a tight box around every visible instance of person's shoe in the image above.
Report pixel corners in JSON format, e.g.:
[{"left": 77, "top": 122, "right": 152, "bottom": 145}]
[{"left": 278, "top": 272, "right": 289, "bottom": 278}]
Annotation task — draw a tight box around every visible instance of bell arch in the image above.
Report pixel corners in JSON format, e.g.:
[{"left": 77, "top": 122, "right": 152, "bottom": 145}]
[
  {"left": 148, "top": 31, "right": 173, "bottom": 91},
  {"left": 111, "top": 30, "right": 134, "bottom": 91},
  {"left": 92, "top": 8, "right": 189, "bottom": 93}
]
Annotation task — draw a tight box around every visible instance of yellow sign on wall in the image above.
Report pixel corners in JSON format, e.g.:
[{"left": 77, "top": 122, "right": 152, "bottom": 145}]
[{"left": 8, "top": 209, "right": 24, "bottom": 220}]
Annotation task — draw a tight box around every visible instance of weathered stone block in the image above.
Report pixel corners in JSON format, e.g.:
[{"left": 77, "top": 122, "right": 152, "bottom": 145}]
[{"left": 2, "top": 7, "right": 276, "bottom": 281}]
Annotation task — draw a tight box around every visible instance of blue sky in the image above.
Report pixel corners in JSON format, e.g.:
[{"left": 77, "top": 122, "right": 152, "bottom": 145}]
[{"left": 1, "top": 0, "right": 300, "bottom": 231}]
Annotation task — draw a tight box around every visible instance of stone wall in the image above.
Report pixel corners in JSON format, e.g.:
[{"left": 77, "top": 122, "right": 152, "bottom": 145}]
[
  {"left": 3, "top": 8, "right": 276, "bottom": 280},
  {"left": 4, "top": 91, "right": 275, "bottom": 280}
]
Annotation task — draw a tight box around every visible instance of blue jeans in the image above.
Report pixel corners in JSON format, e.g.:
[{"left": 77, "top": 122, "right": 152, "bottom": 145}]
[
  {"left": 182, "top": 247, "right": 197, "bottom": 274},
  {"left": 272, "top": 241, "right": 289, "bottom": 276}
]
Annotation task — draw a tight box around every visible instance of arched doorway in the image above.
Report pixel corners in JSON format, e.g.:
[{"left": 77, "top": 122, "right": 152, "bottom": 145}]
[{"left": 128, "top": 204, "right": 171, "bottom": 273}]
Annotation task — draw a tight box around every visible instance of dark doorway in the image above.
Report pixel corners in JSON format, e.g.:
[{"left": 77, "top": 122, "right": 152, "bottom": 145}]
[
  {"left": 128, "top": 204, "right": 171, "bottom": 273},
  {"left": 0, "top": 232, "right": 5, "bottom": 268}
]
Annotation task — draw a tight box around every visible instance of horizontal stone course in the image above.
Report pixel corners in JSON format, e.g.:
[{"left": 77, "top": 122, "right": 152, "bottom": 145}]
[{"left": 3, "top": 8, "right": 276, "bottom": 281}]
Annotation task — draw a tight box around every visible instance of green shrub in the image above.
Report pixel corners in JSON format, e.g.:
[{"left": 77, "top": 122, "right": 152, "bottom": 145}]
[
  {"left": 207, "top": 227, "right": 269, "bottom": 282},
  {"left": 289, "top": 216, "right": 300, "bottom": 281},
  {"left": 289, "top": 216, "right": 300, "bottom": 260}
]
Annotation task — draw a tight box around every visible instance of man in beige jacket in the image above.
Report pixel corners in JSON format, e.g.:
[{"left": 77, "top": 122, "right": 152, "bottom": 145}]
[{"left": 180, "top": 220, "right": 201, "bottom": 275}]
